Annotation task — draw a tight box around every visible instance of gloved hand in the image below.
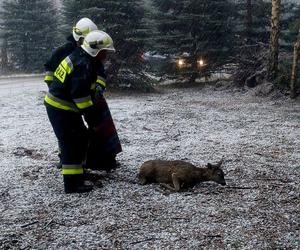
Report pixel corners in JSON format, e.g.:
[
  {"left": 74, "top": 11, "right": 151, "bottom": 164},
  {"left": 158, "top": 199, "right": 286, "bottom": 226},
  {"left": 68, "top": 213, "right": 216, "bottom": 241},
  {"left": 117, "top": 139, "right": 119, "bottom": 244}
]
[{"left": 95, "top": 84, "right": 106, "bottom": 99}]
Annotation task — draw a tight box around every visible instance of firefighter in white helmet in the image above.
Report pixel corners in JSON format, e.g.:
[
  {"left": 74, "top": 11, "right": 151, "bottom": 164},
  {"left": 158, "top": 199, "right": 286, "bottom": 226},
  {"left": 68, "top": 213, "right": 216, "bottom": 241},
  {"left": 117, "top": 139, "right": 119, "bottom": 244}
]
[
  {"left": 81, "top": 31, "right": 122, "bottom": 173},
  {"left": 72, "top": 17, "right": 98, "bottom": 43},
  {"left": 43, "top": 18, "right": 98, "bottom": 169},
  {"left": 44, "top": 17, "right": 98, "bottom": 86},
  {"left": 44, "top": 31, "right": 120, "bottom": 193}
]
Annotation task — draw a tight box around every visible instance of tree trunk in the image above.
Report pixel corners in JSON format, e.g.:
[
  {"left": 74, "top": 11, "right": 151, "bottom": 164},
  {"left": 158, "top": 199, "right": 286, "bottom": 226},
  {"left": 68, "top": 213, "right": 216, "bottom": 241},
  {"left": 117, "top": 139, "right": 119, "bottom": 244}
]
[
  {"left": 189, "top": 38, "right": 198, "bottom": 83},
  {"left": 246, "top": 0, "right": 253, "bottom": 43},
  {"left": 0, "top": 36, "right": 8, "bottom": 72},
  {"left": 290, "top": 27, "right": 300, "bottom": 99},
  {"left": 268, "top": 0, "right": 281, "bottom": 80}
]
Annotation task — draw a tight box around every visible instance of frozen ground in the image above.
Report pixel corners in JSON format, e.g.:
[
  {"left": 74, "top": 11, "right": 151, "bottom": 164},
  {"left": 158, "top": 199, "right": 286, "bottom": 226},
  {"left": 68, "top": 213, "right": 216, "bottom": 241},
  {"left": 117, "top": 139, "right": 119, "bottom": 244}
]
[{"left": 0, "top": 77, "right": 299, "bottom": 249}]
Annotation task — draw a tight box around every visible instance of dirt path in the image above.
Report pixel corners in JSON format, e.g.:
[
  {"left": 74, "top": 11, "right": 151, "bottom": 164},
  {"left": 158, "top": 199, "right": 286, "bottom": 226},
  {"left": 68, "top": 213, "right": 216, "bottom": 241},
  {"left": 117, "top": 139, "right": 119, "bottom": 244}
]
[{"left": 0, "top": 82, "right": 299, "bottom": 249}]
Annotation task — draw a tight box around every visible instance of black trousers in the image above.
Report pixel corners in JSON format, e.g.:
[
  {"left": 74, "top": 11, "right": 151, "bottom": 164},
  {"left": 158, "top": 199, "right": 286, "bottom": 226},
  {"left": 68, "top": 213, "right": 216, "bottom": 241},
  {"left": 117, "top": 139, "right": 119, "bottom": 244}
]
[
  {"left": 86, "top": 94, "right": 122, "bottom": 169},
  {"left": 46, "top": 105, "right": 88, "bottom": 169}
]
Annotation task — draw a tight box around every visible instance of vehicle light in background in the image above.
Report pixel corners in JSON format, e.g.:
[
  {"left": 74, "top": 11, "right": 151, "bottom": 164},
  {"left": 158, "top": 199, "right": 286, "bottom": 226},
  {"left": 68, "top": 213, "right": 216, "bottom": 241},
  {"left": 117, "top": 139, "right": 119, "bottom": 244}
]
[
  {"left": 177, "top": 58, "right": 185, "bottom": 68},
  {"left": 197, "top": 58, "right": 205, "bottom": 67}
]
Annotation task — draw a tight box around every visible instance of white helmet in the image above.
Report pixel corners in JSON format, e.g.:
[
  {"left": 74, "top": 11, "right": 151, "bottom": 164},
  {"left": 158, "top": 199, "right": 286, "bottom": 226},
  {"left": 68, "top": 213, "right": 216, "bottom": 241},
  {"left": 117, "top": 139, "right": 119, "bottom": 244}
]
[
  {"left": 81, "top": 30, "right": 115, "bottom": 57},
  {"left": 72, "top": 17, "right": 98, "bottom": 42}
]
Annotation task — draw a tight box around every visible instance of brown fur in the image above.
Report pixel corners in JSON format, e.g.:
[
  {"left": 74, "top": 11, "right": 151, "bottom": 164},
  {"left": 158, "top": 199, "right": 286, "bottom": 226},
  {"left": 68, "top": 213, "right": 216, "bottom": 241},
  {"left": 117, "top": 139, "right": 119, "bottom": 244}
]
[{"left": 138, "top": 159, "right": 226, "bottom": 191}]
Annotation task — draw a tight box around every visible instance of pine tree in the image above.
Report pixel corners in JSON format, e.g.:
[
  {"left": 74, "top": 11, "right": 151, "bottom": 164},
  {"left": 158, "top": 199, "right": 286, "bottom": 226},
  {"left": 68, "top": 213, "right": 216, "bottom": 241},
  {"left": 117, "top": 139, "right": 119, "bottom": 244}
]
[
  {"left": 280, "top": 2, "right": 300, "bottom": 51},
  {"left": 152, "top": 0, "right": 236, "bottom": 81},
  {"left": 0, "top": 0, "right": 59, "bottom": 72},
  {"left": 234, "top": 0, "right": 271, "bottom": 45}
]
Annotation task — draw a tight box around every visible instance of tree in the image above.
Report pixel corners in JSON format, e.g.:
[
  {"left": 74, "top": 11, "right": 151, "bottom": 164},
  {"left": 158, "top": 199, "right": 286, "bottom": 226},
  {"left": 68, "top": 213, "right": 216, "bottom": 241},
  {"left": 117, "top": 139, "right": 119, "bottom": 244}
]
[
  {"left": 0, "top": 0, "right": 59, "bottom": 72},
  {"left": 290, "top": 26, "right": 300, "bottom": 98},
  {"left": 232, "top": 0, "right": 271, "bottom": 45},
  {"left": 268, "top": 0, "right": 281, "bottom": 79},
  {"left": 246, "top": 0, "right": 253, "bottom": 42},
  {"left": 152, "top": 0, "right": 235, "bottom": 82},
  {"left": 0, "top": 35, "right": 8, "bottom": 72}
]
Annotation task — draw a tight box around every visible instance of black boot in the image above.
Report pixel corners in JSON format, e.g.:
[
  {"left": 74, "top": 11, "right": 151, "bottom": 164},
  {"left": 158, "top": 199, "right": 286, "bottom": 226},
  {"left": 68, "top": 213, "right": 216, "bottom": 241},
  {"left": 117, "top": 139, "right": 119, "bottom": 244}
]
[
  {"left": 63, "top": 175, "right": 93, "bottom": 194},
  {"left": 103, "top": 157, "right": 119, "bottom": 173},
  {"left": 85, "top": 155, "right": 120, "bottom": 173}
]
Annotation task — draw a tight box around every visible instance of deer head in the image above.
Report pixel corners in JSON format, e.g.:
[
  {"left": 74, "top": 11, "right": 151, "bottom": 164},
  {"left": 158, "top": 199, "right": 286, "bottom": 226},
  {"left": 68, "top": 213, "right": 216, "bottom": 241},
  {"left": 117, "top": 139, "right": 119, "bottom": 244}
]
[{"left": 207, "top": 159, "right": 226, "bottom": 186}]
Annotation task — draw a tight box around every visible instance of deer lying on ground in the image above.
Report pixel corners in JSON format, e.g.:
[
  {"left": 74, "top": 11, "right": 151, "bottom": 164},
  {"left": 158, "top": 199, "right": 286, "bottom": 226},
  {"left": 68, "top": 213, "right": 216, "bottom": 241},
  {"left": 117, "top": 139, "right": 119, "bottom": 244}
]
[{"left": 138, "top": 159, "right": 226, "bottom": 191}]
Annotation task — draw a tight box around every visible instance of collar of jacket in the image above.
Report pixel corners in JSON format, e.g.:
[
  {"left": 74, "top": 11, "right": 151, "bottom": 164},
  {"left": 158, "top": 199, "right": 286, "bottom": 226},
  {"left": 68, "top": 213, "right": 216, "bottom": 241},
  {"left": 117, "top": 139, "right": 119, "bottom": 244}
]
[{"left": 66, "top": 34, "right": 77, "bottom": 46}]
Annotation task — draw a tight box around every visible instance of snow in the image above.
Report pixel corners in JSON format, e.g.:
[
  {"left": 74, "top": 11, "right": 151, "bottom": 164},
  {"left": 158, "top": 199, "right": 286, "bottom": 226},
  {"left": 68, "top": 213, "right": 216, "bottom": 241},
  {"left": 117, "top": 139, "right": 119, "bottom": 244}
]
[{"left": 0, "top": 77, "right": 299, "bottom": 249}]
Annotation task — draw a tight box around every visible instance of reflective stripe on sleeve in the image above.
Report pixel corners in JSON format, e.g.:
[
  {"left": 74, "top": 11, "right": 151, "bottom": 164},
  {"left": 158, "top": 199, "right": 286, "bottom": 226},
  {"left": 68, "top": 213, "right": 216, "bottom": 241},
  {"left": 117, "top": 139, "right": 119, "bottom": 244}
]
[
  {"left": 62, "top": 164, "right": 83, "bottom": 175},
  {"left": 74, "top": 96, "right": 93, "bottom": 109},
  {"left": 90, "top": 82, "right": 96, "bottom": 91},
  {"left": 96, "top": 76, "right": 107, "bottom": 88},
  {"left": 44, "top": 71, "right": 54, "bottom": 81},
  {"left": 44, "top": 75, "right": 54, "bottom": 81},
  {"left": 61, "top": 57, "right": 74, "bottom": 74},
  {"left": 44, "top": 92, "right": 79, "bottom": 112}
]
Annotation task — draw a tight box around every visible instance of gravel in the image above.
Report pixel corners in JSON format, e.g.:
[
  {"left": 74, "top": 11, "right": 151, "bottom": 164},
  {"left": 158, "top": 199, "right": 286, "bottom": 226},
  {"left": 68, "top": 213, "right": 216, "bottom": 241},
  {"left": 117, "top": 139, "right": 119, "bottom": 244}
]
[{"left": 0, "top": 79, "right": 299, "bottom": 249}]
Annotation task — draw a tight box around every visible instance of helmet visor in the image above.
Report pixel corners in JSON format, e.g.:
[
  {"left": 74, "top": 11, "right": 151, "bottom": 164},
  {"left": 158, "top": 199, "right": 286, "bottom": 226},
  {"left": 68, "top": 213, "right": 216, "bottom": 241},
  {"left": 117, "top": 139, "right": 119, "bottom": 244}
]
[
  {"left": 73, "top": 27, "right": 90, "bottom": 36},
  {"left": 88, "top": 40, "right": 115, "bottom": 52}
]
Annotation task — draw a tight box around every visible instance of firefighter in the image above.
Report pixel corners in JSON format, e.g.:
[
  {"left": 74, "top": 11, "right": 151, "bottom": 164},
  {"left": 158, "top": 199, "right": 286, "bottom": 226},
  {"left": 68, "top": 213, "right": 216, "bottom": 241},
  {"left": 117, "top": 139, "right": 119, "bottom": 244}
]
[
  {"left": 44, "top": 17, "right": 98, "bottom": 87},
  {"left": 44, "top": 18, "right": 97, "bottom": 168},
  {"left": 44, "top": 30, "right": 116, "bottom": 193}
]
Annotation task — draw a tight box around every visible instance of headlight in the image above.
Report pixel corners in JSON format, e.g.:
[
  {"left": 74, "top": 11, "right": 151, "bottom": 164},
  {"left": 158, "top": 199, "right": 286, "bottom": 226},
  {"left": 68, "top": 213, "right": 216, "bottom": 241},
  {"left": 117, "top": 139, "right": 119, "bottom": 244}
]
[
  {"left": 177, "top": 58, "right": 185, "bottom": 68},
  {"left": 198, "top": 59, "right": 205, "bottom": 67}
]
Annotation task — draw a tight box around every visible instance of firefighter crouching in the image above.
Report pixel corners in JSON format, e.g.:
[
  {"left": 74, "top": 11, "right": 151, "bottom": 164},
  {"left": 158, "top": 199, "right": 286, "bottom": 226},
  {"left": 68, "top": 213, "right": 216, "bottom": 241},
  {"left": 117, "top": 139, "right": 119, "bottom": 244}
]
[{"left": 44, "top": 30, "right": 116, "bottom": 193}]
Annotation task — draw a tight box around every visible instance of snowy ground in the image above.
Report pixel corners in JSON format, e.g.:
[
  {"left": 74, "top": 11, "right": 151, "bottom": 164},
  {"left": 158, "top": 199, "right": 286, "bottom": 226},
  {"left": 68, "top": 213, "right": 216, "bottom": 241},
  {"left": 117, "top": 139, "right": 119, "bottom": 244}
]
[{"left": 0, "top": 77, "right": 299, "bottom": 249}]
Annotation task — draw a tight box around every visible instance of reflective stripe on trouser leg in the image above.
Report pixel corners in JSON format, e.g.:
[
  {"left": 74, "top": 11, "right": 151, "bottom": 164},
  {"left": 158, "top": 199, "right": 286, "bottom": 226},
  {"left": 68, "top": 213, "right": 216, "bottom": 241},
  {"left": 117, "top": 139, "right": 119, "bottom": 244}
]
[
  {"left": 62, "top": 164, "right": 84, "bottom": 175},
  {"left": 45, "top": 105, "right": 89, "bottom": 173}
]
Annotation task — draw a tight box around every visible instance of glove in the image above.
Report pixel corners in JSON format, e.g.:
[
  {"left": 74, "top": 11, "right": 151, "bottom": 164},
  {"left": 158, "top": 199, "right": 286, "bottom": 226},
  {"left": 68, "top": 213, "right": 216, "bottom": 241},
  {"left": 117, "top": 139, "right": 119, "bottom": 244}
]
[{"left": 95, "top": 84, "right": 106, "bottom": 100}]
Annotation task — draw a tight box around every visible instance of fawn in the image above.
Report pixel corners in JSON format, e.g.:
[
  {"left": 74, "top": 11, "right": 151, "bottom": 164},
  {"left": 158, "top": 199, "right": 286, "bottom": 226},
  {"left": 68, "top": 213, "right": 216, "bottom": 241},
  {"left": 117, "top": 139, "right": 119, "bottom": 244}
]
[{"left": 138, "top": 159, "right": 226, "bottom": 191}]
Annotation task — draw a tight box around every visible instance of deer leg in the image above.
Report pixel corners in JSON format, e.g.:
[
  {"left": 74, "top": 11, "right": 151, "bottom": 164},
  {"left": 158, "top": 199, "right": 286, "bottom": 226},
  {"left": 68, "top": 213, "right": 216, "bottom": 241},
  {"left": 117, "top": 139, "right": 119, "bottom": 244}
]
[
  {"left": 138, "top": 173, "right": 148, "bottom": 185},
  {"left": 138, "top": 177, "right": 148, "bottom": 185},
  {"left": 159, "top": 174, "right": 181, "bottom": 192},
  {"left": 160, "top": 183, "right": 176, "bottom": 191},
  {"left": 172, "top": 173, "right": 181, "bottom": 191}
]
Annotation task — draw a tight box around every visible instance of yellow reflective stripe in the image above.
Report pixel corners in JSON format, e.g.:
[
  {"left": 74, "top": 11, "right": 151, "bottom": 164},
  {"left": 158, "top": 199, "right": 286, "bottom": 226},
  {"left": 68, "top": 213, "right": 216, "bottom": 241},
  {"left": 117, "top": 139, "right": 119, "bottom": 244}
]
[
  {"left": 54, "top": 57, "right": 73, "bottom": 83},
  {"left": 61, "top": 57, "right": 73, "bottom": 74},
  {"left": 74, "top": 96, "right": 93, "bottom": 109},
  {"left": 96, "top": 76, "right": 107, "bottom": 88},
  {"left": 44, "top": 75, "right": 53, "bottom": 81},
  {"left": 44, "top": 94, "right": 79, "bottom": 112},
  {"left": 62, "top": 168, "right": 84, "bottom": 175},
  {"left": 62, "top": 164, "right": 83, "bottom": 175},
  {"left": 44, "top": 71, "right": 54, "bottom": 81},
  {"left": 75, "top": 100, "right": 93, "bottom": 109},
  {"left": 90, "top": 82, "right": 96, "bottom": 90}
]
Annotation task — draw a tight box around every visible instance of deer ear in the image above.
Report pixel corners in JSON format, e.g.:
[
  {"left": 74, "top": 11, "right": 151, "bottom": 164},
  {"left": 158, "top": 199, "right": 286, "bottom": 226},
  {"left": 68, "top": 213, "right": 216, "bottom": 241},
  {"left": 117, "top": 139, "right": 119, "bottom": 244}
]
[
  {"left": 207, "top": 163, "right": 213, "bottom": 169},
  {"left": 217, "top": 158, "right": 224, "bottom": 168}
]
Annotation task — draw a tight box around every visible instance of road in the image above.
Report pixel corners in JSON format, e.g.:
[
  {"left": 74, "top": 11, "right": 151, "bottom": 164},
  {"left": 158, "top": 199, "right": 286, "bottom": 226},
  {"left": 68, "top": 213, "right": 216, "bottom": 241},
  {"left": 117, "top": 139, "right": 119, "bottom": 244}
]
[{"left": 0, "top": 75, "right": 46, "bottom": 96}]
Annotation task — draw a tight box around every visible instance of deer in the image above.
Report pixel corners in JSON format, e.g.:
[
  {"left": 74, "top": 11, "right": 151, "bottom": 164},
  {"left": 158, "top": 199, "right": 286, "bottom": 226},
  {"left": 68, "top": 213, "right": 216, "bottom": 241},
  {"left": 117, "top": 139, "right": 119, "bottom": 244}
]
[{"left": 138, "top": 159, "right": 226, "bottom": 192}]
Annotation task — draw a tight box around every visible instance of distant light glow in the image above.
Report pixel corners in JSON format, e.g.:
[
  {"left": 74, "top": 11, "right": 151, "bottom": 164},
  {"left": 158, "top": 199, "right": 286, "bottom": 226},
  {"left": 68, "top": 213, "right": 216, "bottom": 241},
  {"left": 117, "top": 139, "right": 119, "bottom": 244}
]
[
  {"left": 198, "top": 59, "right": 205, "bottom": 67},
  {"left": 177, "top": 58, "right": 186, "bottom": 68}
]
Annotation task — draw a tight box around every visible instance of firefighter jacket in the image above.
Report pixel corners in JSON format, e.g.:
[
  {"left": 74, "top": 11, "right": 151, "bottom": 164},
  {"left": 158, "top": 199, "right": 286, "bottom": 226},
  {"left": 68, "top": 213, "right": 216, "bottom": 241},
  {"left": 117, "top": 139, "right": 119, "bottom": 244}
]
[
  {"left": 44, "top": 47, "right": 108, "bottom": 129},
  {"left": 44, "top": 35, "right": 77, "bottom": 86}
]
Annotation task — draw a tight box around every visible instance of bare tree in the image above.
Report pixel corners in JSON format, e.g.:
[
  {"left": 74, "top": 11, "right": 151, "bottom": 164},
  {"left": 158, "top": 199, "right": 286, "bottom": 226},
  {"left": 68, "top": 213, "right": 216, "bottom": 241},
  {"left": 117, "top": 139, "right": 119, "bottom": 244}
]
[
  {"left": 290, "top": 27, "right": 300, "bottom": 99},
  {"left": 268, "top": 0, "right": 281, "bottom": 79}
]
